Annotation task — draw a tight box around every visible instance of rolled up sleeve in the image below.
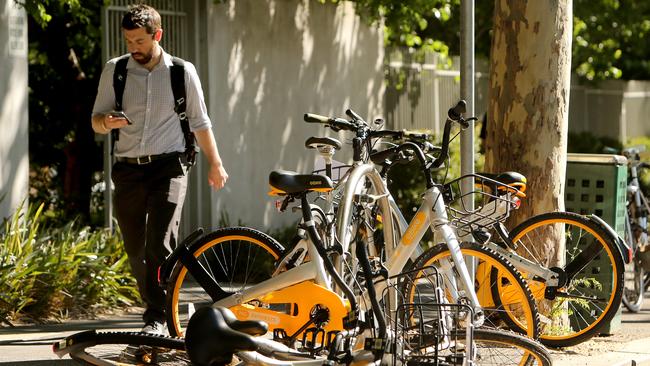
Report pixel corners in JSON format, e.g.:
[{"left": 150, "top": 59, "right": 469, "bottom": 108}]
[{"left": 184, "top": 62, "right": 212, "bottom": 132}]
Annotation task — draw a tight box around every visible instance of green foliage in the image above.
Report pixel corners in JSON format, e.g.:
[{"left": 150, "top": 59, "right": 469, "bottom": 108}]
[
  {"left": 14, "top": 0, "right": 108, "bottom": 225},
  {"left": 320, "top": 0, "right": 494, "bottom": 61},
  {"left": 573, "top": 0, "right": 650, "bottom": 81},
  {"left": 320, "top": 0, "right": 650, "bottom": 81},
  {"left": 0, "top": 201, "right": 138, "bottom": 322},
  {"left": 567, "top": 132, "right": 623, "bottom": 154},
  {"left": 386, "top": 124, "right": 484, "bottom": 223}
]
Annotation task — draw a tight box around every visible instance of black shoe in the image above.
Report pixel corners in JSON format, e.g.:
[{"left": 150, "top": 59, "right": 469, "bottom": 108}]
[{"left": 141, "top": 320, "right": 168, "bottom": 336}]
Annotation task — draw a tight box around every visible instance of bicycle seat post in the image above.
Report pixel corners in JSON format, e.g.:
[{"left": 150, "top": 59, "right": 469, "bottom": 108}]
[{"left": 317, "top": 145, "right": 335, "bottom": 179}]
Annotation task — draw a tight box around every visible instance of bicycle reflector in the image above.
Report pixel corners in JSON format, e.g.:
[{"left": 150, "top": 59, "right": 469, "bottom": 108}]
[{"left": 512, "top": 196, "right": 522, "bottom": 209}]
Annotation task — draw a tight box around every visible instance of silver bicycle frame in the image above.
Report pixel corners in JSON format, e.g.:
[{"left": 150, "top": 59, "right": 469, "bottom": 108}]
[{"left": 334, "top": 164, "right": 482, "bottom": 314}]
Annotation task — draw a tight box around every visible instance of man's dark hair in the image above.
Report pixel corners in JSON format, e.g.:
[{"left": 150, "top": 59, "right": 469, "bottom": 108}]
[{"left": 122, "top": 4, "right": 161, "bottom": 34}]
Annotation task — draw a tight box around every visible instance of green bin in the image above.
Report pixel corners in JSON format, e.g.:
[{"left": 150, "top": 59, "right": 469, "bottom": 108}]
[{"left": 564, "top": 153, "right": 627, "bottom": 335}]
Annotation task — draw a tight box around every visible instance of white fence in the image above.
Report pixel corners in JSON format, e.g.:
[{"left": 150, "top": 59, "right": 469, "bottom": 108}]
[{"left": 385, "top": 53, "right": 650, "bottom": 142}]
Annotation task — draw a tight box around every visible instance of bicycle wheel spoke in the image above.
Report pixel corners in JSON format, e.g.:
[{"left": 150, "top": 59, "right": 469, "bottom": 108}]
[
  {"left": 166, "top": 228, "right": 283, "bottom": 337},
  {"left": 509, "top": 212, "right": 624, "bottom": 347}
]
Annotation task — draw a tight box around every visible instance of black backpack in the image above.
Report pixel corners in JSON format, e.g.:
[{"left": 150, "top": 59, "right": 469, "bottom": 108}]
[{"left": 112, "top": 55, "right": 198, "bottom": 165}]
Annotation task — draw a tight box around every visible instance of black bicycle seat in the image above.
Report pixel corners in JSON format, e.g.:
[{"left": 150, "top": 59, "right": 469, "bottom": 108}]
[
  {"left": 215, "top": 307, "right": 268, "bottom": 336},
  {"left": 185, "top": 307, "right": 263, "bottom": 366},
  {"left": 476, "top": 171, "right": 527, "bottom": 197},
  {"left": 269, "top": 170, "right": 333, "bottom": 195},
  {"left": 477, "top": 171, "right": 527, "bottom": 186},
  {"left": 305, "top": 136, "right": 342, "bottom": 150}
]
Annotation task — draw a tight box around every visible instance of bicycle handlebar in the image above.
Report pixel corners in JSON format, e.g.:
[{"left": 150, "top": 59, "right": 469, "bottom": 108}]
[
  {"left": 428, "top": 100, "right": 471, "bottom": 169},
  {"left": 305, "top": 100, "right": 471, "bottom": 168},
  {"left": 346, "top": 108, "right": 364, "bottom": 122}
]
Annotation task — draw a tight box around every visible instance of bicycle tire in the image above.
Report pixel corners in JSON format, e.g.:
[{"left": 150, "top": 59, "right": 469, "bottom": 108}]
[
  {"left": 622, "top": 259, "right": 644, "bottom": 312},
  {"left": 623, "top": 202, "right": 646, "bottom": 312},
  {"left": 504, "top": 211, "right": 624, "bottom": 347},
  {"left": 165, "top": 227, "right": 284, "bottom": 337},
  {"left": 454, "top": 328, "right": 552, "bottom": 366},
  {"left": 400, "top": 242, "right": 541, "bottom": 339},
  {"left": 52, "top": 330, "right": 187, "bottom": 366}
]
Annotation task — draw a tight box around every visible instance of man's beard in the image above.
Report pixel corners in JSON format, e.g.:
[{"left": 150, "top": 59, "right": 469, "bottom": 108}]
[{"left": 132, "top": 50, "right": 154, "bottom": 64}]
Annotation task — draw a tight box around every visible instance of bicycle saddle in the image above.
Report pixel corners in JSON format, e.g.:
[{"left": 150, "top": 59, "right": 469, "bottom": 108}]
[
  {"left": 185, "top": 307, "right": 266, "bottom": 366},
  {"left": 305, "top": 136, "right": 342, "bottom": 150},
  {"left": 476, "top": 171, "right": 527, "bottom": 197},
  {"left": 268, "top": 170, "right": 333, "bottom": 195}
]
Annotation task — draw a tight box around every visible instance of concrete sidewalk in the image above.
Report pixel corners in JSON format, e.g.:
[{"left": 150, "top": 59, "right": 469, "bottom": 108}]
[
  {"left": 0, "top": 309, "right": 143, "bottom": 365},
  {"left": 550, "top": 293, "right": 650, "bottom": 366},
  {"left": 1, "top": 302, "right": 650, "bottom": 365}
]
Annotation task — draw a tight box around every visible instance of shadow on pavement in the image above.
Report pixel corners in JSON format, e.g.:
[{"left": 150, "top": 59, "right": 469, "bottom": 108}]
[
  {"left": 0, "top": 315, "right": 142, "bottom": 336},
  {"left": 0, "top": 361, "right": 77, "bottom": 366}
]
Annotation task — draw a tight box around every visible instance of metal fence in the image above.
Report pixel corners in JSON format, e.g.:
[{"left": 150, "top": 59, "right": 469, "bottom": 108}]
[
  {"left": 102, "top": 0, "right": 189, "bottom": 60},
  {"left": 385, "top": 52, "right": 650, "bottom": 142},
  {"left": 384, "top": 55, "right": 489, "bottom": 133}
]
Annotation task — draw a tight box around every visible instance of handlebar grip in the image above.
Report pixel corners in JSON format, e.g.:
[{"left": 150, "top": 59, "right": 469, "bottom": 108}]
[
  {"left": 346, "top": 108, "right": 363, "bottom": 122},
  {"left": 448, "top": 100, "right": 467, "bottom": 120},
  {"left": 304, "top": 113, "right": 330, "bottom": 123}
]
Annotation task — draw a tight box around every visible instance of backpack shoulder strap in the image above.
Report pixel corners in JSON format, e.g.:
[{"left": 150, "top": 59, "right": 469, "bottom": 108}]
[
  {"left": 170, "top": 56, "right": 198, "bottom": 165},
  {"left": 113, "top": 56, "right": 129, "bottom": 111},
  {"left": 110, "top": 55, "right": 129, "bottom": 154}
]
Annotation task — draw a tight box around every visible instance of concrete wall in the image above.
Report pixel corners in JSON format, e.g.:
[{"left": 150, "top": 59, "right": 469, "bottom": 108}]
[
  {"left": 0, "top": 0, "right": 28, "bottom": 220},
  {"left": 206, "top": 0, "right": 384, "bottom": 230}
]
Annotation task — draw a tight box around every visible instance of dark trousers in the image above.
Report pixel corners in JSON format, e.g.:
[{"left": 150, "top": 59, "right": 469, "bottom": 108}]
[{"left": 112, "top": 155, "right": 188, "bottom": 324}]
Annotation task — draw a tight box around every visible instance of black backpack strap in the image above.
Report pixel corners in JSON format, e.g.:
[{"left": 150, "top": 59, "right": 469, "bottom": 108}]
[
  {"left": 111, "top": 56, "right": 129, "bottom": 155},
  {"left": 170, "top": 56, "right": 198, "bottom": 166}
]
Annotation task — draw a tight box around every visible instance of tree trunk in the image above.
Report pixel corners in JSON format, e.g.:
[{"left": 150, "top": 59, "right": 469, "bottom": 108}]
[{"left": 485, "top": 0, "right": 572, "bottom": 266}]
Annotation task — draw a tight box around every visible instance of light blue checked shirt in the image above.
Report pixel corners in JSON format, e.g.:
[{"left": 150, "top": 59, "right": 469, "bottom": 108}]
[{"left": 92, "top": 49, "right": 211, "bottom": 158}]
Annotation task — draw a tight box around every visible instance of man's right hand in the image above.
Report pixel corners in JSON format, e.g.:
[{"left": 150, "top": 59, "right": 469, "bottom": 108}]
[
  {"left": 92, "top": 113, "right": 130, "bottom": 134},
  {"left": 104, "top": 114, "right": 130, "bottom": 130}
]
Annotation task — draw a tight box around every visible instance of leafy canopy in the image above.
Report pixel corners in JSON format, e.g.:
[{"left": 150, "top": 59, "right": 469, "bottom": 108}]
[{"left": 323, "top": 0, "right": 650, "bottom": 81}]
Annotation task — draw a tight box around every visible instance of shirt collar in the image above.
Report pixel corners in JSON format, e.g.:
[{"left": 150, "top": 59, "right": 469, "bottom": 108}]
[{"left": 126, "top": 47, "right": 172, "bottom": 70}]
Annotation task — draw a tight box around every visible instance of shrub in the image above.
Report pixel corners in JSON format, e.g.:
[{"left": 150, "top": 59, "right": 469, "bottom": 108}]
[{"left": 0, "top": 201, "right": 138, "bottom": 322}]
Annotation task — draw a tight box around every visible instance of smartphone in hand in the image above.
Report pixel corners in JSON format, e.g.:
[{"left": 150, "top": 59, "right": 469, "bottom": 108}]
[{"left": 107, "top": 110, "right": 133, "bottom": 125}]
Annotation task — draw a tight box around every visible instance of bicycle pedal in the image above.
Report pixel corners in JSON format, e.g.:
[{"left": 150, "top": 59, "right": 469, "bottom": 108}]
[
  {"left": 363, "top": 337, "right": 389, "bottom": 352},
  {"left": 121, "top": 345, "right": 158, "bottom": 364}
]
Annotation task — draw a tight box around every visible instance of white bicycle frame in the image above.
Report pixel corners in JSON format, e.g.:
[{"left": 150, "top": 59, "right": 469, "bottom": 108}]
[{"left": 215, "top": 160, "right": 482, "bottom": 319}]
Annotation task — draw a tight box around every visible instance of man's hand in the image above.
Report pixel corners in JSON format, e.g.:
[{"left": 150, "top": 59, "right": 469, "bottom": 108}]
[
  {"left": 92, "top": 113, "right": 131, "bottom": 134},
  {"left": 104, "top": 114, "right": 131, "bottom": 130},
  {"left": 208, "top": 164, "right": 228, "bottom": 190}
]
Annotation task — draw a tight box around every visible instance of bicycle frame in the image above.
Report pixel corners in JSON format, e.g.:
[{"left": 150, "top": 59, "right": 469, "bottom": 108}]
[
  {"left": 626, "top": 153, "right": 649, "bottom": 248},
  {"left": 214, "top": 161, "right": 482, "bottom": 330},
  {"left": 334, "top": 163, "right": 483, "bottom": 319}
]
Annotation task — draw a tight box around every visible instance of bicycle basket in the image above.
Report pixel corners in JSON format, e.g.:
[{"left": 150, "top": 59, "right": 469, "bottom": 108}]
[
  {"left": 374, "top": 266, "right": 474, "bottom": 366},
  {"left": 441, "top": 174, "right": 523, "bottom": 237}
]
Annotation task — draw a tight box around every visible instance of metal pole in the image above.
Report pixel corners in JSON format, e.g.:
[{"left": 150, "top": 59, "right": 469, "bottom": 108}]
[
  {"left": 101, "top": 5, "right": 113, "bottom": 232},
  {"left": 460, "top": 0, "right": 475, "bottom": 277},
  {"left": 460, "top": 0, "right": 475, "bottom": 217}
]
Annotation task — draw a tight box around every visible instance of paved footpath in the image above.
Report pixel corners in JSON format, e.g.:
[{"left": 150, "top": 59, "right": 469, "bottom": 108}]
[
  {"left": 0, "top": 309, "right": 143, "bottom": 365},
  {"left": 2, "top": 300, "right": 650, "bottom": 365},
  {"left": 550, "top": 292, "right": 650, "bottom": 366}
]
